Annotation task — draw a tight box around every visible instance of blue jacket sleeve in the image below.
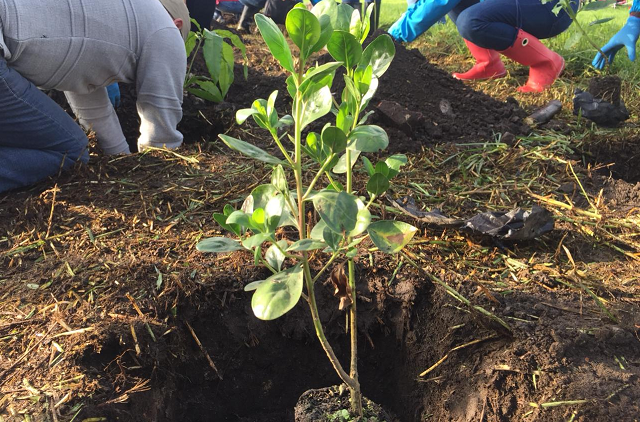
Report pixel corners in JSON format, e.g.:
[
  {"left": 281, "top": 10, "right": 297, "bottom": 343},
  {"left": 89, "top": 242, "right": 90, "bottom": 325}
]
[
  {"left": 631, "top": 0, "right": 639, "bottom": 14},
  {"left": 388, "top": 0, "right": 460, "bottom": 42}
]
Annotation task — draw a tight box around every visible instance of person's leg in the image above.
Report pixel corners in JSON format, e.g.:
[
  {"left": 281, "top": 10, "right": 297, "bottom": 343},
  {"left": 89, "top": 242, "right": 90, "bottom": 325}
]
[
  {"left": 448, "top": 0, "right": 506, "bottom": 81},
  {"left": 455, "top": 0, "right": 577, "bottom": 50},
  {"left": 456, "top": 0, "right": 577, "bottom": 91},
  {"left": 0, "top": 58, "right": 89, "bottom": 193},
  {"left": 186, "top": 0, "right": 217, "bottom": 30}
]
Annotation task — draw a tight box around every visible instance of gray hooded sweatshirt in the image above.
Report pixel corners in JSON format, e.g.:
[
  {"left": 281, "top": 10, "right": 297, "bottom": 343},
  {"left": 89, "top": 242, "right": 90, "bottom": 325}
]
[{"left": 0, "top": 0, "right": 186, "bottom": 154}]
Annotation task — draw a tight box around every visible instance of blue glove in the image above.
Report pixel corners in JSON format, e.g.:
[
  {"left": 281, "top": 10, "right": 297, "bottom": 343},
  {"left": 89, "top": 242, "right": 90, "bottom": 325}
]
[
  {"left": 592, "top": 16, "right": 640, "bottom": 70},
  {"left": 106, "top": 83, "right": 121, "bottom": 108},
  {"left": 388, "top": 0, "right": 459, "bottom": 43}
]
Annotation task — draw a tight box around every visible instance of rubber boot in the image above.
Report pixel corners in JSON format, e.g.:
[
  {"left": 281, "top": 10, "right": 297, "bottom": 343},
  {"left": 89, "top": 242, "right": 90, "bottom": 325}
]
[
  {"left": 452, "top": 39, "right": 506, "bottom": 81},
  {"left": 499, "top": 29, "right": 565, "bottom": 93},
  {"left": 237, "top": 5, "right": 259, "bottom": 32}
]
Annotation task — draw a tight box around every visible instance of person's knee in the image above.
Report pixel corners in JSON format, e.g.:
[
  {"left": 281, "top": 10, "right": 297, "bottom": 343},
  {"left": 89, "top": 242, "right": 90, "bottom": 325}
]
[{"left": 456, "top": 10, "right": 486, "bottom": 46}]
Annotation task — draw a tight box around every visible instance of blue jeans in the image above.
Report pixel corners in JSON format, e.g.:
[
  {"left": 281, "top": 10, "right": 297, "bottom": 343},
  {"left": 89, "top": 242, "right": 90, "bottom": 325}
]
[
  {"left": 449, "top": 0, "right": 578, "bottom": 50},
  {"left": 0, "top": 57, "right": 88, "bottom": 193}
]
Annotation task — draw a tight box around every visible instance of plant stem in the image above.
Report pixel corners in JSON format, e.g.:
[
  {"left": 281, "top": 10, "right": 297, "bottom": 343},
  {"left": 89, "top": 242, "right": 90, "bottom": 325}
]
[
  {"left": 347, "top": 258, "right": 362, "bottom": 416},
  {"left": 566, "top": 5, "right": 609, "bottom": 70}
]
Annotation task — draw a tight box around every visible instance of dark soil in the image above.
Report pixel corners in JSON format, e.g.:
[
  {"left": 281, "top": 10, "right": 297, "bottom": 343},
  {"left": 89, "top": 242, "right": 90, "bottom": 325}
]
[
  {"left": 294, "top": 386, "right": 396, "bottom": 421},
  {"left": 1, "top": 28, "right": 639, "bottom": 422}
]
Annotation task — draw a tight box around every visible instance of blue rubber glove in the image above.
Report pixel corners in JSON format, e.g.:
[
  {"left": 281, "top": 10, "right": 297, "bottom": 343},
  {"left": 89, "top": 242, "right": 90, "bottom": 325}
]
[
  {"left": 592, "top": 16, "right": 640, "bottom": 70},
  {"left": 388, "top": 0, "right": 459, "bottom": 43},
  {"left": 106, "top": 83, "right": 121, "bottom": 108}
]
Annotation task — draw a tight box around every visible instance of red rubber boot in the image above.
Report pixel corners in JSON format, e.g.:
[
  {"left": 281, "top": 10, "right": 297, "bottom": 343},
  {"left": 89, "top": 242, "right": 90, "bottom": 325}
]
[
  {"left": 500, "top": 29, "right": 565, "bottom": 93},
  {"left": 452, "top": 39, "right": 506, "bottom": 81}
]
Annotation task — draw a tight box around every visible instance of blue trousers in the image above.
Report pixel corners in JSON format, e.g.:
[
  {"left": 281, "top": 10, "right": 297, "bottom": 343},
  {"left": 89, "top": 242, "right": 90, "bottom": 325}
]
[
  {"left": 449, "top": 0, "right": 578, "bottom": 51},
  {"left": 0, "top": 57, "right": 89, "bottom": 193}
]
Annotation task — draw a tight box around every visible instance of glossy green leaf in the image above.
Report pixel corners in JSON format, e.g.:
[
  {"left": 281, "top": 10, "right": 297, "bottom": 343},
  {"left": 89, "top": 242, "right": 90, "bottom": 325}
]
[
  {"left": 360, "top": 34, "right": 395, "bottom": 78},
  {"left": 251, "top": 264, "right": 304, "bottom": 320},
  {"left": 321, "top": 126, "right": 348, "bottom": 153},
  {"left": 213, "top": 212, "right": 242, "bottom": 236},
  {"left": 589, "top": 17, "right": 614, "bottom": 26},
  {"left": 313, "top": 190, "right": 358, "bottom": 233},
  {"left": 335, "top": 3, "right": 355, "bottom": 31},
  {"left": 226, "top": 210, "right": 259, "bottom": 231},
  {"left": 242, "top": 233, "right": 272, "bottom": 249},
  {"left": 250, "top": 184, "right": 278, "bottom": 210},
  {"left": 185, "top": 31, "right": 198, "bottom": 56},
  {"left": 219, "top": 134, "right": 285, "bottom": 165},
  {"left": 286, "top": 8, "right": 321, "bottom": 61},
  {"left": 367, "top": 221, "right": 417, "bottom": 254},
  {"left": 236, "top": 107, "right": 260, "bottom": 125},
  {"left": 362, "top": 156, "right": 375, "bottom": 176},
  {"left": 304, "top": 62, "right": 343, "bottom": 84},
  {"left": 374, "top": 161, "right": 389, "bottom": 177},
  {"left": 323, "top": 227, "right": 341, "bottom": 251},
  {"left": 203, "top": 29, "right": 223, "bottom": 83},
  {"left": 196, "top": 237, "right": 244, "bottom": 253},
  {"left": 251, "top": 208, "right": 265, "bottom": 229},
  {"left": 255, "top": 14, "right": 295, "bottom": 73},
  {"left": 347, "top": 125, "right": 388, "bottom": 152},
  {"left": 311, "top": 14, "right": 334, "bottom": 53},
  {"left": 366, "top": 172, "right": 389, "bottom": 196},
  {"left": 580, "top": 0, "right": 615, "bottom": 11},
  {"left": 265, "top": 239, "right": 288, "bottom": 271},
  {"left": 271, "top": 165, "right": 288, "bottom": 193},
  {"left": 286, "top": 238, "right": 327, "bottom": 251},
  {"left": 244, "top": 279, "right": 266, "bottom": 291},
  {"left": 327, "top": 31, "right": 362, "bottom": 70},
  {"left": 218, "top": 43, "right": 235, "bottom": 97},
  {"left": 336, "top": 102, "right": 354, "bottom": 133},
  {"left": 349, "top": 198, "right": 371, "bottom": 237},
  {"left": 333, "top": 150, "right": 360, "bottom": 174},
  {"left": 385, "top": 154, "right": 408, "bottom": 179},
  {"left": 310, "top": 219, "right": 328, "bottom": 240},
  {"left": 300, "top": 84, "right": 333, "bottom": 129},
  {"left": 264, "top": 196, "right": 285, "bottom": 232},
  {"left": 187, "top": 80, "right": 223, "bottom": 103}
]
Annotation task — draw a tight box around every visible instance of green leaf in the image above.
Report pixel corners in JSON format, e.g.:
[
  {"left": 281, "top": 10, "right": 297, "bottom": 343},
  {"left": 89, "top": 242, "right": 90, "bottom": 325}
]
[
  {"left": 300, "top": 84, "right": 333, "bottom": 130},
  {"left": 196, "top": 237, "right": 244, "bottom": 253},
  {"left": 265, "top": 239, "right": 288, "bottom": 271},
  {"left": 333, "top": 150, "right": 360, "bottom": 174},
  {"left": 367, "top": 221, "right": 417, "bottom": 254},
  {"left": 313, "top": 190, "right": 358, "bottom": 233},
  {"left": 264, "top": 195, "right": 285, "bottom": 232},
  {"left": 251, "top": 264, "right": 304, "bottom": 320},
  {"left": 203, "top": 29, "right": 223, "bottom": 83},
  {"left": 323, "top": 227, "right": 341, "bottom": 251},
  {"left": 580, "top": 0, "right": 615, "bottom": 11},
  {"left": 251, "top": 208, "right": 265, "bottom": 230},
  {"left": 250, "top": 184, "right": 277, "bottom": 210},
  {"left": 336, "top": 103, "right": 354, "bottom": 133},
  {"left": 286, "top": 8, "right": 321, "bottom": 61},
  {"left": 304, "top": 62, "right": 343, "bottom": 84},
  {"left": 255, "top": 14, "right": 295, "bottom": 73},
  {"left": 360, "top": 34, "right": 395, "bottom": 78},
  {"left": 267, "top": 90, "right": 279, "bottom": 128},
  {"left": 589, "top": 17, "right": 614, "bottom": 26},
  {"left": 310, "top": 14, "right": 334, "bottom": 53},
  {"left": 286, "top": 238, "right": 327, "bottom": 251},
  {"left": 185, "top": 31, "right": 198, "bottom": 57},
  {"left": 244, "top": 279, "right": 266, "bottom": 292},
  {"left": 321, "top": 126, "right": 348, "bottom": 153},
  {"left": 213, "top": 212, "right": 242, "bottom": 236},
  {"left": 563, "top": 31, "right": 583, "bottom": 50},
  {"left": 374, "top": 161, "right": 389, "bottom": 177},
  {"left": 226, "top": 210, "right": 256, "bottom": 231},
  {"left": 327, "top": 31, "right": 362, "bottom": 70},
  {"left": 335, "top": 3, "right": 355, "bottom": 31},
  {"left": 187, "top": 80, "right": 223, "bottom": 102},
  {"left": 385, "top": 154, "right": 407, "bottom": 179},
  {"left": 347, "top": 125, "right": 389, "bottom": 152},
  {"left": 349, "top": 198, "right": 371, "bottom": 237},
  {"left": 367, "top": 173, "right": 390, "bottom": 196},
  {"left": 310, "top": 219, "right": 328, "bottom": 240},
  {"left": 219, "top": 134, "right": 285, "bottom": 165},
  {"left": 242, "top": 233, "right": 272, "bottom": 249},
  {"left": 218, "top": 43, "right": 235, "bottom": 97},
  {"left": 362, "top": 156, "right": 375, "bottom": 177},
  {"left": 271, "top": 165, "right": 288, "bottom": 193}
]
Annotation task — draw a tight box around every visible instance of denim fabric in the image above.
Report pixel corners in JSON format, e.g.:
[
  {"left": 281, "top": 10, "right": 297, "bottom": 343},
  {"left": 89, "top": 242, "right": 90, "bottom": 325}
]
[
  {"left": 217, "top": 1, "right": 244, "bottom": 15},
  {"left": 451, "top": 0, "right": 578, "bottom": 50},
  {"left": 0, "top": 58, "right": 89, "bottom": 193}
]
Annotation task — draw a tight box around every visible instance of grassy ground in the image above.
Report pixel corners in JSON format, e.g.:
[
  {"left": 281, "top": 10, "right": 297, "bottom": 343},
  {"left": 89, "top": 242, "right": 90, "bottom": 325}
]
[{"left": 378, "top": 1, "right": 640, "bottom": 115}]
